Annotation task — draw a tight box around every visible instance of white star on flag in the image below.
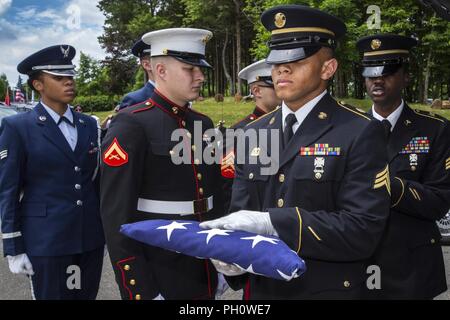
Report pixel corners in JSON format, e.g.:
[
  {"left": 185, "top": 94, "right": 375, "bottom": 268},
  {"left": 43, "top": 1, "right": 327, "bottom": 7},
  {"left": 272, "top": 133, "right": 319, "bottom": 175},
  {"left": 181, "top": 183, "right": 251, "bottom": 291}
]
[
  {"left": 233, "top": 263, "right": 264, "bottom": 276},
  {"left": 241, "top": 235, "right": 279, "bottom": 248},
  {"left": 157, "top": 221, "right": 192, "bottom": 241},
  {"left": 277, "top": 268, "right": 300, "bottom": 281},
  {"left": 197, "top": 229, "right": 234, "bottom": 244}
]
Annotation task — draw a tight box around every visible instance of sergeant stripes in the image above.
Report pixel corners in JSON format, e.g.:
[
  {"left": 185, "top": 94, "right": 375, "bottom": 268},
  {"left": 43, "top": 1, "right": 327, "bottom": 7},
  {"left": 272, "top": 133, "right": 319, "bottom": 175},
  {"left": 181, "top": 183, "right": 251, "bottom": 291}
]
[
  {"left": 409, "top": 187, "right": 422, "bottom": 201},
  {"left": 0, "top": 149, "right": 8, "bottom": 160},
  {"left": 446, "top": 157, "right": 450, "bottom": 170},
  {"left": 373, "top": 165, "right": 391, "bottom": 195}
]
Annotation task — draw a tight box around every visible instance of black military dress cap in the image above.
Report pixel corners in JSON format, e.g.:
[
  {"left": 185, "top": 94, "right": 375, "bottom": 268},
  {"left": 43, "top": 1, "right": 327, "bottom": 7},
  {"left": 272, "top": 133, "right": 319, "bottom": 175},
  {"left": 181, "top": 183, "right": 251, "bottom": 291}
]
[
  {"left": 17, "top": 45, "right": 76, "bottom": 77},
  {"left": 261, "top": 5, "right": 347, "bottom": 64},
  {"left": 357, "top": 34, "right": 418, "bottom": 78},
  {"left": 131, "top": 39, "right": 151, "bottom": 58}
]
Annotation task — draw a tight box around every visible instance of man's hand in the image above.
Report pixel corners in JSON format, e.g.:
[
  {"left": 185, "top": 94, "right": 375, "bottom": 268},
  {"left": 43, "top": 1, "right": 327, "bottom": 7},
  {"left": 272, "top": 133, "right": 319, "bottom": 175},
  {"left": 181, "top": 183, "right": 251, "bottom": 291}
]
[
  {"left": 211, "top": 259, "right": 246, "bottom": 277},
  {"left": 199, "top": 210, "right": 278, "bottom": 236},
  {"left": 7, "top": 254, "right": 34, "bottom": 276}
]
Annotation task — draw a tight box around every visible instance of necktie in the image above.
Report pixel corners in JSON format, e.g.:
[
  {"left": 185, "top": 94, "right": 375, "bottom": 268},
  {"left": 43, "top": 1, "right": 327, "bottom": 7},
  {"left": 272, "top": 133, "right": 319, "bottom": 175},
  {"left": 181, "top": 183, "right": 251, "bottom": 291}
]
[
  {"left": 381, "top": 119, "right": 392, "bottom": 139},
  {"left": 283, "top": 113, "right": 298, "bottom": 148},
  {"left": 58, "top": 116, "right": 75, "bottom": 127}
]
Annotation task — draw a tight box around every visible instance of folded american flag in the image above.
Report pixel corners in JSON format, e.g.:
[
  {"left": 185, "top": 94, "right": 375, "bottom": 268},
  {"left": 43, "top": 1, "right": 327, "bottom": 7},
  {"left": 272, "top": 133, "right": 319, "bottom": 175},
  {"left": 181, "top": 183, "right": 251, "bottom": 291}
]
[{"left": 120, "top": 220, "right": 306, "bottom": 281}]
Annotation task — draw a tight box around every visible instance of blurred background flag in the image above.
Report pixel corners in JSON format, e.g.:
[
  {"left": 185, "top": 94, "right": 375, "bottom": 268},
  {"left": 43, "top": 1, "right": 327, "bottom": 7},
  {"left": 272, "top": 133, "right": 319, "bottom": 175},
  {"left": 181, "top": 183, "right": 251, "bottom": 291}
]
[
  {"left": 5, "top": 87, "right": 10, "bottom": 106},
  {"left": 120, "top": 219, "right": 306, "bottom": 281},
  {"left": 15, "top": 89, "right": 25, "bottom": 103}
]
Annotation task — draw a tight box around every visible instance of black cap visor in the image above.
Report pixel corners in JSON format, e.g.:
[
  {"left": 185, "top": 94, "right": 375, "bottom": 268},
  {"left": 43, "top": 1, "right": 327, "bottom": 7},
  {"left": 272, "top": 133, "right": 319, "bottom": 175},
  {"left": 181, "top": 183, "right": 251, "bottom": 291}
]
[
  {"left": 266, "top": 46, "right": 321, "bottom": 64},
  {"left": 42, "top": 69, "right": 76, "bottom": 77},
  {"left": 362, "top": 64, "right": 402, "bottom": 78},
  {"left": 165, "top": 50, "right": 212, "bottom": 69}
]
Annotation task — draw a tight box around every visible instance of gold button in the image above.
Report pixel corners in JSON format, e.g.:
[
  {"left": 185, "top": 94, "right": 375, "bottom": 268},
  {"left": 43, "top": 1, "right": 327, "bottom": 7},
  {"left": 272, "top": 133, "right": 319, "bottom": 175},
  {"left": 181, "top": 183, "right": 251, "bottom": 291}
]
[
  {"left": 278, "top": 199, "right": 284, "bottom": 208},
  {"left": 279, "top": 174, "right": 285, "bottom": 183},
  {"left": 135, "top": 294, "right": 141, "bottom": 300},
  {"left": 192, "top": 145, "right": 197, "bottom": 152},
  {"left": 197, "top": 173, "right": 202, "bottom": 181},
  {"left": 431, "top": 239, "right": 436, "bottom": 244},
  {"left": 182, "top": 120, "right": 186, "bottom": 127},
  {"left": 124, "top": 265, "right": 130, "bottom": 271},
  {"left": 315, "top": 172, "right": 322, "bottom": 180},
  {"left": 194, "top": 158, "right": 200, "bottom": 165},
  {"left": 130, "top": 279, "right": 136, "bottom": 286},
  {"left": 411, "top": 166, "right": 417, "bottom": 172},
  {"left": 169, "top": 150, "right": 175, "bottom": 156},
  {"left": 172, "top": 107, "right": 178, "bottom": 114},
  {"left": 187, "top": 132, "right": 192, "bottom": 139},
  {"left": 344, "top": 281, "right": 351, "bottom": 288},
  {"left": 199, "top": 188, "right": 204, "bottom": 196},
  {"left": 249, "top": 173, "right": 254, "bottom": 179}
]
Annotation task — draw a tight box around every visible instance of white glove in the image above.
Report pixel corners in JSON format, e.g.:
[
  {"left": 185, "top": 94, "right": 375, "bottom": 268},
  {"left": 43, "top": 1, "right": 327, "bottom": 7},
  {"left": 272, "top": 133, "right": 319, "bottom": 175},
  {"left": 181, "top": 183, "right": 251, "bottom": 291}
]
[
  {"left": 199, "top": 210, "right": 278, "bottom": 236},
  {"left": 215, "top": 273, "right": 230, "bottom": 299},
  {"left": 211, "top": 259, "right": 246, "bottom": 277},
  {"left": 7, "top": 254, "right": 34, "bottom": 276}
]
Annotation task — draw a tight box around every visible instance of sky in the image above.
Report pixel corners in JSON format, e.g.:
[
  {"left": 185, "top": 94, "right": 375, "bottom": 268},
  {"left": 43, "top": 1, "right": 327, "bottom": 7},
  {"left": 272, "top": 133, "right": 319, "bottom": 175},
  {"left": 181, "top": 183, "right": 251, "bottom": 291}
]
[{"left": 0, "top": 0, "right": 106, "bottom": 86}]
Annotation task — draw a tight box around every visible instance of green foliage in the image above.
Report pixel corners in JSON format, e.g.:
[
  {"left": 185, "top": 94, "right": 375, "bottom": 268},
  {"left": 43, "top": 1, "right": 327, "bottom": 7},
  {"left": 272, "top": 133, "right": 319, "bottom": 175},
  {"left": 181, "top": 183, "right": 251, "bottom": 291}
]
[
  {"left": 73, "top": 95, "right": 122, "bottom": 113},
  {"left": 0, "top": 73, "right": 10, "bottom": 101}
]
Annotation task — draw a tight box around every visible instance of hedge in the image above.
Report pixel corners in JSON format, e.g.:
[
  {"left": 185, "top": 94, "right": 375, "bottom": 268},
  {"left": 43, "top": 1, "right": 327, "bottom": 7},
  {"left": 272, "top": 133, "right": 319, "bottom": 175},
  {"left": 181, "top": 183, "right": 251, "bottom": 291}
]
[{"left": 73, "top": 95, "right": 122, "bottom": 112}]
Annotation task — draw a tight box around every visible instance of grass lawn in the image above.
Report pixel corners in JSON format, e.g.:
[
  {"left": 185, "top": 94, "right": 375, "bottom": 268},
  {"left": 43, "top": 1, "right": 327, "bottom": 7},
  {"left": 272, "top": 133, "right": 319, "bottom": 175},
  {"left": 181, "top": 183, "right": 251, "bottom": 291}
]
[{"left": 91, "top": 97, "right": 450, "bottom": 125}]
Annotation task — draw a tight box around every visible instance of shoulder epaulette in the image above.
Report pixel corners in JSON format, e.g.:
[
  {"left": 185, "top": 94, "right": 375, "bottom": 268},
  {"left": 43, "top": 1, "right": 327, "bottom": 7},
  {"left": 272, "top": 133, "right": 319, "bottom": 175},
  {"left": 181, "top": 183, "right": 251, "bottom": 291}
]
[
  {"left": 337, "top": 101, "right": 371, "bottom": 121},
  {"left": 246, "top": 106, "right": 280, "bottom": 127},
  {"left": 131, "top": 100, "right": 155, "bottom": 114},
  {"left": 413, "top": 109, "right": 446, "bottom": 123}
]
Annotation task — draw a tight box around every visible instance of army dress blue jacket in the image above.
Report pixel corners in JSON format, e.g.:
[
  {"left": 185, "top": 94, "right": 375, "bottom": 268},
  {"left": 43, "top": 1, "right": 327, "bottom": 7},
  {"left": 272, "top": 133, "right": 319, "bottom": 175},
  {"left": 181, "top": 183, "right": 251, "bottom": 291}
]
[{"left": 229, "top": 93, "right": 391, "bottom": 299}]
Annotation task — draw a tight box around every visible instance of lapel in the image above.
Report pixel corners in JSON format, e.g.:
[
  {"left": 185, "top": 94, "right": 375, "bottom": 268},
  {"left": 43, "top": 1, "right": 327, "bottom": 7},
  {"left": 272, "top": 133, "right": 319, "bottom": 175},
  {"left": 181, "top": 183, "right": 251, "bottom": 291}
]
[
  {"left": 387, "top": 104, "right": 418, "bottom": 162},
  {"left": 263, "top": 108, "right": 283, "bottom": 161},
  {"left": 34, "top": 103, "right": 78, "bottom": 164},
  {"left": 73, "top": 111, "right": 90, "bottom": 156},
  {"left": 279, "top": 94, "right": 334, "bottom": 169}
]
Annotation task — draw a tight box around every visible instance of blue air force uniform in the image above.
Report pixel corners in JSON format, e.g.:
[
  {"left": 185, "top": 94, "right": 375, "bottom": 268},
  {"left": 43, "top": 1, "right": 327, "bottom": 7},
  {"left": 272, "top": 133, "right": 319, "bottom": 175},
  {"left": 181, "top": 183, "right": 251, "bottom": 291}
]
[
  {"left": 0, "top": 45, "right": 105, "bottom": 300},
  {"left": 358, "top": 34, "right": 450, "bottom": 299},
  {"left": 119, "top": 40, "right": 155, "bottom": 110},
  {"left": 227, "top": 6, "right": 391, "bottom": 299}
]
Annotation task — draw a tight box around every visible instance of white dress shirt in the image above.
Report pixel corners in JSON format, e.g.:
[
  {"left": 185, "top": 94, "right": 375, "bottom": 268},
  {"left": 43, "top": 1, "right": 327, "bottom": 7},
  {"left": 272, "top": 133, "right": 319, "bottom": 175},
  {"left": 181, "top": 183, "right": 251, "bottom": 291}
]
[
  {"left": 282, "top": 90, "right": 328, "bottom": 134},
  {"left": 371, "top": 100, "right": 404, "bottom": 131},
  {"left": 41, "top": 102, "right": 78, "bottom": 151}
]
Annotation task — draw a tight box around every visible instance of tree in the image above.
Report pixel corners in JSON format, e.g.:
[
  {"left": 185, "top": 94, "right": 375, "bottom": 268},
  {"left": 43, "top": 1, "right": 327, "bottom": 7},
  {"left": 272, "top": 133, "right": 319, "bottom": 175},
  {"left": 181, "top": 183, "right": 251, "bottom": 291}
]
[{"left": 0, "top": 74, "right": 10, "bottom": 101}]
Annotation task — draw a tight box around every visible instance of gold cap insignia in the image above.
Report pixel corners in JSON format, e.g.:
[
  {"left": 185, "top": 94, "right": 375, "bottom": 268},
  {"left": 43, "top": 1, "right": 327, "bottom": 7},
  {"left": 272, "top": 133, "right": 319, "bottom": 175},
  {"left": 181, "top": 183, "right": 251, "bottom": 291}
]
[
  {"left": 371, "top": 39, "right": 382, "bottom": 50},
  {"left": 163, "top": 49, "right": 168, "bottom": 55},
  {"left": 202, "top": 34, "right": 212, "bottom": 45},
  {"left": 274, "top": 12, "right": 286, "bottom": 29}
]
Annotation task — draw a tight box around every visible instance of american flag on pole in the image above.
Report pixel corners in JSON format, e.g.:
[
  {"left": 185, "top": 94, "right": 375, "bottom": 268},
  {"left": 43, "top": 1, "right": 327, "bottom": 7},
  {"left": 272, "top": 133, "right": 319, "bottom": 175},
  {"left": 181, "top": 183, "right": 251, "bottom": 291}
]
[
  {"left": 120, "top": 220, "right": 307, "bottom": 281},
  {"left": 15, "top": 89, "right": 25, "bottom": 103}
]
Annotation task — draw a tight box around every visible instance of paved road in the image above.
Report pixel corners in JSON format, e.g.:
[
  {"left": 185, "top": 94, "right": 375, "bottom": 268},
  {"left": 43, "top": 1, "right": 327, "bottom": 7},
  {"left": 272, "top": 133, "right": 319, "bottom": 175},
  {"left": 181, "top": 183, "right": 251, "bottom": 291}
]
[{"left": 0, "top": 241, "right": 448, "bottom": 300}]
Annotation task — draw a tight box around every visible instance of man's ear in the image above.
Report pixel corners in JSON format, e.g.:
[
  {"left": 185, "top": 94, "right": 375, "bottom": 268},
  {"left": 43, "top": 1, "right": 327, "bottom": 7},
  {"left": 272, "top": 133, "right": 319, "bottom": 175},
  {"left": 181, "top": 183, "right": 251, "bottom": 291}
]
[
  {"left": 141, "top": 57, "right": 152, "bottom": 73},
  {"left": 321, "top": 58, "right": 338, "bottom": 81},
  {"left": 154, "top": 62, "right": 167, "bottom": 81},
  {"left": 251, "top": 85, "right": 261, "bottom": 99}
]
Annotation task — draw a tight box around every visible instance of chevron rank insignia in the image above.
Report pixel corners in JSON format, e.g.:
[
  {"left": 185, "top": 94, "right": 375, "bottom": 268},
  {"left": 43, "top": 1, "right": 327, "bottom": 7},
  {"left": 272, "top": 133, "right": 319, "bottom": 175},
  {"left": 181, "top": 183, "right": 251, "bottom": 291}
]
[
  {"left": 373, "top": 165, "right": 391, "bottom": 195},
  {"left": 446, "top": 157, "right": 450, "bottom": 170},
  {"left": 0, "top": 149, "right": 8, "bottom": 160},
  {"left": 103, "top": 138, "right": 129, "bottom": 167},
  {"left": 221, "top": 150, "right": 236, "bottom": 179}
]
